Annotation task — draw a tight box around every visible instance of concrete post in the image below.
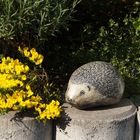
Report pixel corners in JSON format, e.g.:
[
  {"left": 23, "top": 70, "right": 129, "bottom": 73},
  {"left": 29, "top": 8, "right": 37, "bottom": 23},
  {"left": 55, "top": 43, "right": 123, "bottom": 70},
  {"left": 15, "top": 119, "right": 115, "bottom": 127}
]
[
  {"left": 0, "top": 111, "right": 52, "bottom": 140},
  {"left": 133, "top": 96, "right": 140, "bottom": 140},
  {"left": 55, "top": 99, "right": 136, "bottom": 140}
]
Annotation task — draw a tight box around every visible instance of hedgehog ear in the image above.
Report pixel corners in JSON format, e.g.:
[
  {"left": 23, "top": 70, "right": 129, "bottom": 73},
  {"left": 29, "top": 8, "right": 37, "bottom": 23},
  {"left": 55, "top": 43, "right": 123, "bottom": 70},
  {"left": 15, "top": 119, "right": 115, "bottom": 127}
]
[{"left": 87, "top": 85, "right": 91, "bottom": 91}]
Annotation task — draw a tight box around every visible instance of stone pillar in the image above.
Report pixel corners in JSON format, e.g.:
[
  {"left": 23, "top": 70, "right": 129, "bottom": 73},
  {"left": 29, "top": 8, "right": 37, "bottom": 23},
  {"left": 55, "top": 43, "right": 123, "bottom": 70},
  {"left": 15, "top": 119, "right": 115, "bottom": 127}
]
[
  {"left": 136, "top": 110, "right": 140, "bottom": 140},
  {"left": 133, "top": 96, "right": 140, "bottom": 140},
  {"left": 55, "top": 99, "right": 136, "bottom": 140},
  {"left": 0, "top": 111, "right": 52, "bottom": 140}
]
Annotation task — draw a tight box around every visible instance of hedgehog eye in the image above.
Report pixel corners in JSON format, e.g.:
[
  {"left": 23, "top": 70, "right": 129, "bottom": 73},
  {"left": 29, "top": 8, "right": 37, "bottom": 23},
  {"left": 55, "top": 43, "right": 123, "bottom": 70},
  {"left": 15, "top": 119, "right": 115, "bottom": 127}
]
[
  {"left": 80, "top": 90, "right": 85, "bottom": 96},
  {"left": 87, "top": 86, "right": 91, "bottom": 91}
]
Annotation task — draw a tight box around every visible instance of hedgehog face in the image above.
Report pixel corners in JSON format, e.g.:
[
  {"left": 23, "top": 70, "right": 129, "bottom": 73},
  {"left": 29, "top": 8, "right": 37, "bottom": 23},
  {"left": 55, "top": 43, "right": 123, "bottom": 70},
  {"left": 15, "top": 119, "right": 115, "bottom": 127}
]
[{"left": 65, "top": 82, "right": 99, "bottom": 109}]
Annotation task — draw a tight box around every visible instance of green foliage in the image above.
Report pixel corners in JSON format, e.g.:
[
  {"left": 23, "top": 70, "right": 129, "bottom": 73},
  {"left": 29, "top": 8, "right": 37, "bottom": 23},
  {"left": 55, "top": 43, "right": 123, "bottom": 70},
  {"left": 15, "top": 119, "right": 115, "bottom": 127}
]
[
  {"left": 0, "top": 0, "right": 80, "bottom": 46},
  {"left": 95, "top": 17, "right": 140, "bottom": 96}
]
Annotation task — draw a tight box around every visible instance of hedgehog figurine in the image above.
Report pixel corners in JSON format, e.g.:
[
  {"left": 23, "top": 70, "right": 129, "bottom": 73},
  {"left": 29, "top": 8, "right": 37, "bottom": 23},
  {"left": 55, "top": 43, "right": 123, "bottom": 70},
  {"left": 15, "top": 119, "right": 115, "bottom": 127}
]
[{"left": 65, "top": 61, "right": 125, "bottom": 109}]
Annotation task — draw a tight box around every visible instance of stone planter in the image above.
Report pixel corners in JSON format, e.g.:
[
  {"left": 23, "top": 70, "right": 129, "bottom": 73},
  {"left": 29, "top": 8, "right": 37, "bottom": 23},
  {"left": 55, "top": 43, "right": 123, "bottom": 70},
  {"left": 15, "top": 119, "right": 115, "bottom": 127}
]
[
  {"left": 0, "top": 111, "right": 52, "bottom": 140},
  {"left": 56, "top": 99, "right": 137, "bottom": 140}
]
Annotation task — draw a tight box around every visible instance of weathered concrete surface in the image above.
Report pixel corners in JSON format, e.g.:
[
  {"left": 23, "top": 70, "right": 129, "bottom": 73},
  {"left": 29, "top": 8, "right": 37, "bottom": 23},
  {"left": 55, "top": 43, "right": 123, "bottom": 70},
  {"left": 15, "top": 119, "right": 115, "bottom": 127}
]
[
  {"left": 133, "top": 96, "right": 140, "bottom": 140},
  {"left": 56, "top": 99, "right": 136, "bottom": 140},
  {"left": 0, "top": 111, "right": 52, "bottom": 140}
]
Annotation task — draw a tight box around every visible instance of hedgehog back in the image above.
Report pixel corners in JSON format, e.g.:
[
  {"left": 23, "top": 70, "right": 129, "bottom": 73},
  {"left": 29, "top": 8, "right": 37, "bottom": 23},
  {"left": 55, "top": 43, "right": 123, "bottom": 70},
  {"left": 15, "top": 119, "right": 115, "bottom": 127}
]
[{"left": 69, "top": 61, "right": 123, "bottom": 97}]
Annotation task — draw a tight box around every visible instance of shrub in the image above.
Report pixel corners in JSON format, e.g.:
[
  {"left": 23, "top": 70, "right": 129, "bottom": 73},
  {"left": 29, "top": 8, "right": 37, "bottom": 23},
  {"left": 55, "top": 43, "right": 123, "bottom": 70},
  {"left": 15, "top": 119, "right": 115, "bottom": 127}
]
[{"left": 0, "top": 0, "right": 80, "bottom": 47}]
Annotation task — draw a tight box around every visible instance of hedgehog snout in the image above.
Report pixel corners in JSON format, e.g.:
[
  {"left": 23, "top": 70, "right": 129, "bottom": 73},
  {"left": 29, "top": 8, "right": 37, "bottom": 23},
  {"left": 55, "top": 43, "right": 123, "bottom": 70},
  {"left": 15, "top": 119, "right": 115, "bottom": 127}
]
[{"left": 66, "top": 96, "right": 73, "bottom": 103}]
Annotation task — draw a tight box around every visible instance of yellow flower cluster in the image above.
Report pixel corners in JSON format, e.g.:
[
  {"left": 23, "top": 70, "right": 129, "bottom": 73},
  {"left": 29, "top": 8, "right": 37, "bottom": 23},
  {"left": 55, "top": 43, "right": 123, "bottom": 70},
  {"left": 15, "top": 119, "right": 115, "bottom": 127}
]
[
  {"left": 0, "top": 91, "right": 61, "bottom": 120},
  {"left": 0, "top": 57, "right": 29, "bottom": 74},
  {"left": 35, "top": 100, "right": 62, "bottom": 120},
  {"left": 0, "top": 57, "right": 29, "bottom": 89},
  {"left": 18, "top": 47, "right": 44, "bottom": 65},
  {"left": 0, "top": 82, "right": 62, "bottom": 120},
  {"left": 0, "top": 74, "right": 23, "bottom": 88},
  {"left": 0, "top": 54, "right": 62, "bottom": 121},
  {"left": 0, "top": 85, "right": 38, "bottom": 110}
]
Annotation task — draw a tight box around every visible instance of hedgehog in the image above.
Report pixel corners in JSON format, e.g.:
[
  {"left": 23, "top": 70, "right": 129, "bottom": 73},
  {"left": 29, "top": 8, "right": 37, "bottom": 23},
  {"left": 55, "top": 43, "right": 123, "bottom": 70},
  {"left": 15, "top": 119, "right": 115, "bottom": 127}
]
[{"left": 65, "top": 61, "right": 125, "bottom": 109}]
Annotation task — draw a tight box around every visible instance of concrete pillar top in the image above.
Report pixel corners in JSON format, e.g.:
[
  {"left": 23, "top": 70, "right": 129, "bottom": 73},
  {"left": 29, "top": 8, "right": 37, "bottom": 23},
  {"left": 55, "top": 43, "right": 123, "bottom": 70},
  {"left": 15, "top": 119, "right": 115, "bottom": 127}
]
[{"left": 63, "top": 99, "right": 137, "bottom": 121}]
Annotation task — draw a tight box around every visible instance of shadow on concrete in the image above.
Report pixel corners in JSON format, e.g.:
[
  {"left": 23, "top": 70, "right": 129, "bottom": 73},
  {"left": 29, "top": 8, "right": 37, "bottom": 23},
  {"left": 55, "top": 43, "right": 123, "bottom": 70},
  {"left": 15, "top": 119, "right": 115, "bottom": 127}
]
[
  {"left": 135, "top": 115, "right": 139, "bottom": 140},
  {"left": 10, "top": 111, "right": 51, "bottom": 140},
  {"left": 53, "top": 105, "right": 72, "bottom": 140}
]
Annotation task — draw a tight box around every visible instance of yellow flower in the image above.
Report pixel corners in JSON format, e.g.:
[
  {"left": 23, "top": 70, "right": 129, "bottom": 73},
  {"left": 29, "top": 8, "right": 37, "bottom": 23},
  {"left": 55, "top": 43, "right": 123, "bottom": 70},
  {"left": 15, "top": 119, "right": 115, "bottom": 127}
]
[
  {"left": 32, "top": 95, "right": 42, "bottom": 102},
  {"left": 35, "top": 56, "right": 44, "bottom": 65},
  {"left": 36, "top": 100, "right": 62, "bottom": 120},
  {"left": 27, "top": 89, "right": 34, "bottom": 97},
  {"left": 20, "top": 101, "right": 26, "bottom": 107},
  {"left": 23, "top": 47, "right": 30, "bottom": 57},
  {"left": 14, "top": 59, "right": 19, "bottom": 65},
  {"left": 35, "top": 107, "right": 41, "bottom": 114},
  {"left": 30, "top": 48, "right": 36, "bottom": 54},
  {"left": 21, "top": 75, "right": 27, "bottom": 81},
  {"left": 12, "top": 105, "right": 19, "bottom": 111},
  {"left": 18, "top": 46, "right": 44, "bottom": 65},
  {"left": 0, "top": 95, "right": 7, "bottom": 109},
  {"left": 26, "top": 84, "right": 31, "bottom": 90},
  {"left": 17, "top": 95, "right": 23, "bottom": 103},
  {"left": 24, "top": 100, "right": 34, "bottom": 108},
  {"left": 38, "top": 103, "right": 45, "bottom": 108},
  {"left": 23, "top": 47, "right": 29, "bottom": 52},
  {"left": 32, "top": 52, "right": 39, "bottom": 59},
  {"left": 24, "top": 65, "right": 29, "bottom": 72},
  {"left": 18, "top": 46, "right": 22, "bottom": 52},
  {"left": 6, "top": 95, "right": 17, "bottom": 108}
]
